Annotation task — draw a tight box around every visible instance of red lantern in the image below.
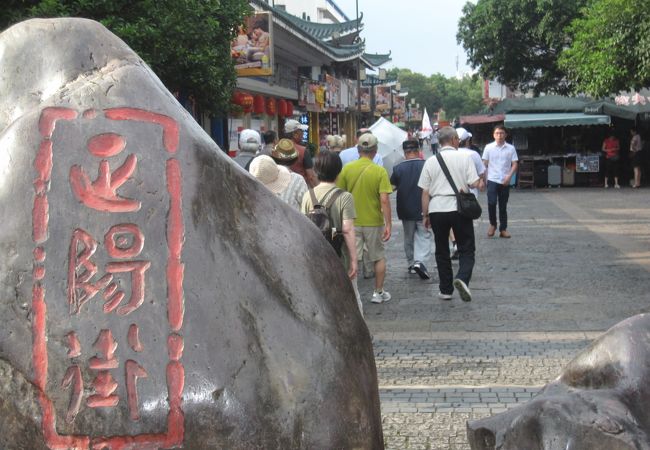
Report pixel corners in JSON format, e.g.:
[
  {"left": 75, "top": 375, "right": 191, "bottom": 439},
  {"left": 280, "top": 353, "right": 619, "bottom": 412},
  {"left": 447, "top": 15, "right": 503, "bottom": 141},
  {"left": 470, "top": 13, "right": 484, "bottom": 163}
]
[
  {"left": 286, "top": 101, "right": 294, "bottom": 116},
  {"left": 266, "top": 98, "right": 277, "bottom": 115},
  {"left": 253, "top": 95, "right": 265, "bottom": 114},
  {"left": 241, "top": 93, "right": 254, "bottom": 113},
  {"left": 278, "top": 99, "right": 287, "bottom": 116},
  {"left": 231, "top": 91, "right": 243, "bottom": 105}
]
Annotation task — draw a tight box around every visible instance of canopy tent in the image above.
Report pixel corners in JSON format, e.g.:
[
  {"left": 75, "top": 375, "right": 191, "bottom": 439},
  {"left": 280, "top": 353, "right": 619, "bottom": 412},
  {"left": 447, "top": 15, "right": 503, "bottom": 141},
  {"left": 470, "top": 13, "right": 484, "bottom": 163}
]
[
  {"left": 369, "top": 117, "right": 408, "bottom": 177},
  {"left": 504, "top": 113, "right": 610, "bottom": 129},
  {"left": 584, "top": 99, "right": 650, "bottom": 122}
]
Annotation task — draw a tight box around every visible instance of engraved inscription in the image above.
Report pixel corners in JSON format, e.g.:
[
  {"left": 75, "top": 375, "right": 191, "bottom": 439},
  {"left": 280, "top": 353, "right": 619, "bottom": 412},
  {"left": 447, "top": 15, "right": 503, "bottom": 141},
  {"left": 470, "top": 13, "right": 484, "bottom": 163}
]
[{"left": 32, "top": 107, "right": 185, "bottom": 448}]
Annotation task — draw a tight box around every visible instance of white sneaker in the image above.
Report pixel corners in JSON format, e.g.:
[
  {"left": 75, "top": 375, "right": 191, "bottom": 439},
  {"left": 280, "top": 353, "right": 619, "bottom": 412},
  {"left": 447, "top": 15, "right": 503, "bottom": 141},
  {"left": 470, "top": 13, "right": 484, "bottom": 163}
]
[
  {"left": 453, "top": 279, "right": 472, "bottom": 302},
  {"left": 438, "top": 292, "right": 452, "bottom": 300},
  {"left": 371, "top": 290, "right": 392, "bottom": 304}
]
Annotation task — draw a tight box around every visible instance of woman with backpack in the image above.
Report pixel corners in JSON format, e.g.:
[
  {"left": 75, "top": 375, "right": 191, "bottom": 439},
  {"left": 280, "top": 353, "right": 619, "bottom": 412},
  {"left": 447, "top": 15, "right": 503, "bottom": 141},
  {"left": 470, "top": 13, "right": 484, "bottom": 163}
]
[{"left": 301, "top": 151, "right": 363, "bottom": 315}]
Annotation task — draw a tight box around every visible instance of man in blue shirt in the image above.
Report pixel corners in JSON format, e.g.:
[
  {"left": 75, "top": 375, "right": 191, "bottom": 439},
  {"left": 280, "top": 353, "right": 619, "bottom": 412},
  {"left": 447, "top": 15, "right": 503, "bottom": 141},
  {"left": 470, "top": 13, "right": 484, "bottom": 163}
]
[
  {"left": 390, "top": 139, "right": 432, "bottom": 279},
  {"left": 339, "top": 128, "right": 383, "bottom": 166}
]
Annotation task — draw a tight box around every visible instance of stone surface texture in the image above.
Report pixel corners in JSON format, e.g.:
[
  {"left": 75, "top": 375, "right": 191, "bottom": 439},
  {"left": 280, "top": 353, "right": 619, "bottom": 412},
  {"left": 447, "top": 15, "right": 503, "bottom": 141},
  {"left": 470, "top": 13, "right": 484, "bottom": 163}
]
[
  {"left": 0, "top": 18, "right": 382, "bottom": 449},
  {"left": 467, "top": 313, "right": 650, "bottom": 450}
]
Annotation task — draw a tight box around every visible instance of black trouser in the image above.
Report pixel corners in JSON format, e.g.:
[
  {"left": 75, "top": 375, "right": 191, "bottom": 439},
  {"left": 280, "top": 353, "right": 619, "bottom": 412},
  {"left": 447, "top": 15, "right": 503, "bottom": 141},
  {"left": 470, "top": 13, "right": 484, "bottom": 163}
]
[
  {"left": 430, "top": 211, "right": 475, "bottom": 295},
  {"left": 487, "top": 181, "right": 510, "bottom": 232}
]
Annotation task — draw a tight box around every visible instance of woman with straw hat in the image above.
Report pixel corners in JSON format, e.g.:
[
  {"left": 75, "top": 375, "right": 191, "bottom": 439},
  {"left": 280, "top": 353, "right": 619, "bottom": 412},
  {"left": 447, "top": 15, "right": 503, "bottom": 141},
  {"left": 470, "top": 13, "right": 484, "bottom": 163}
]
[{"left": 249, "top": 155, "right": 307, "bottom": 209}]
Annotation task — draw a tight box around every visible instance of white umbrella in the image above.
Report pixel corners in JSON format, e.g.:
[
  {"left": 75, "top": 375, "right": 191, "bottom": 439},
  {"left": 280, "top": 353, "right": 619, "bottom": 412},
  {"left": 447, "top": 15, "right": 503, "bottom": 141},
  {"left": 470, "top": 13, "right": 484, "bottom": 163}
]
[{"left": 369, "top": 117, "right": 408, "bottom": 177}]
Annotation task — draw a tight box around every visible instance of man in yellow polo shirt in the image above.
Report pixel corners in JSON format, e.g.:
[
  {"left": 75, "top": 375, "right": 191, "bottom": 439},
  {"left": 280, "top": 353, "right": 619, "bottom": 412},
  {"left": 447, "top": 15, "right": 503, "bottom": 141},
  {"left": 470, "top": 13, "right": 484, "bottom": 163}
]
[{"left": 337, "top": 133, "right": 393, "bottom": 304}]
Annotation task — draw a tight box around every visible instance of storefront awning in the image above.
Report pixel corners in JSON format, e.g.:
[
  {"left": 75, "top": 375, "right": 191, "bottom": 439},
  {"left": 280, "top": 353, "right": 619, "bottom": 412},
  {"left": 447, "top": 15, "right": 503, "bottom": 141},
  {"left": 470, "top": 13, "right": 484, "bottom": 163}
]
[
  {"left": 504, "top": 113, "right": 610, "bottom": 128},
  {"left": 459, "top": 114, "right": 505, "bottom": 125}
]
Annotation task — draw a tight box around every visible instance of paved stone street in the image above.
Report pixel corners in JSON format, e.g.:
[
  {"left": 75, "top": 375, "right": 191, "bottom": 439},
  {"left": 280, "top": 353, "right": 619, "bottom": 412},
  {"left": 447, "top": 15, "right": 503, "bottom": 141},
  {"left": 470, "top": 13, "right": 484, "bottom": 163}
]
[{"left": 359, "top": 188, "right": 650, "bottom": 449}]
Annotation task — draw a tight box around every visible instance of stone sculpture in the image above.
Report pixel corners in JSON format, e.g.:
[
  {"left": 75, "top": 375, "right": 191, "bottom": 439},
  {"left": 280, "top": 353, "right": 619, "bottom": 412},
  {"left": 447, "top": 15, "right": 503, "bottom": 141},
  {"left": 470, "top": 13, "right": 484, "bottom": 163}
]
[
  {"left": 467, "top": 313, "right": 650, "bottom": 450},
  {"left": 0, "top": 18, "right": 383, "bottom": 449}
]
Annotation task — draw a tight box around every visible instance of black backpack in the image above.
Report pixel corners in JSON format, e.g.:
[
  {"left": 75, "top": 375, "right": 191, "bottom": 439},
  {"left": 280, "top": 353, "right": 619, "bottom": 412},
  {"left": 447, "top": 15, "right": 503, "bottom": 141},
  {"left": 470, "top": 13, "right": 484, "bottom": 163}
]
[{"left": 306, "top": 187, "right": 345, "bottom": 256}]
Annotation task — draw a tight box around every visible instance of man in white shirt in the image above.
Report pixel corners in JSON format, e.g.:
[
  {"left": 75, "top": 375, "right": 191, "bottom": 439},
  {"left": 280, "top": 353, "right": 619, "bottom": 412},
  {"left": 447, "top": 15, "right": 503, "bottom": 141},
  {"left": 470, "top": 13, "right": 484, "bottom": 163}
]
[
  {"left": 482, "top": 125, "right": 518, "bottom": 238},
  {"left": 419, "top": 127, "right": 479, "bottom": 302}
]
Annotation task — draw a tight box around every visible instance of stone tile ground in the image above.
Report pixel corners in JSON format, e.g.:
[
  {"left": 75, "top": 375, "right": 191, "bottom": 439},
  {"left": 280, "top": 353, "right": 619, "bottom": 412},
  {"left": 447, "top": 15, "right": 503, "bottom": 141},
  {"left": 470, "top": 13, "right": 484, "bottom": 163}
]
[{"left": 360, "top": 188, "right": 650, "bottom": 449}]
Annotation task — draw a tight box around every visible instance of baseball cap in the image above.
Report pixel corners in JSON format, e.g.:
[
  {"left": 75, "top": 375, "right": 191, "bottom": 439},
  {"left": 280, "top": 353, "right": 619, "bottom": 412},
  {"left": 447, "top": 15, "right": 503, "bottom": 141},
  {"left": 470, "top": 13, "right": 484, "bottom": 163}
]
[
  {"left": 357, "top": 133, "right": 378, "bottom": 151},
  {"left": 285, "top": 119, "right": 308, "bottom": 133},
  {"left": 456, "top": 127, "right": 472, "bottom": 142},
  {"left": 239, "top": 129, "right": 261, "bottom": 151}
]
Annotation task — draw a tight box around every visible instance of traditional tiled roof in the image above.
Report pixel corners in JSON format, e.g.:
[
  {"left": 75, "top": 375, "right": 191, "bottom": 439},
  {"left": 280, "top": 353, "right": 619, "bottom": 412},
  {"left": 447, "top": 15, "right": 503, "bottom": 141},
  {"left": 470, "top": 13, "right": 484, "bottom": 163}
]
[
  {"left": 250, "top": 0, "right": 387, "bottom": 66},
  {"left": 283, "top": 13, "right": 363, "bottom": 41},
  {"left": 362, "top": 52, "right": 392, "bottom": 67}
]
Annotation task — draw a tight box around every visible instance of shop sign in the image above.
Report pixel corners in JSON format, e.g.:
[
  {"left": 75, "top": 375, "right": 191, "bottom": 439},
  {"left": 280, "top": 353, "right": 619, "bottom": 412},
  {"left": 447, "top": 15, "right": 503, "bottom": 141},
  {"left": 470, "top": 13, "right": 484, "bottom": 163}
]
[
  {"left": 299, "top": 79, "right": 326, "bottom": 112},
  {"left": 374, "top": 86, "right": 390, "bottom": 112},
  {"left": 325, "top": 75, "right": 342, "bottom": 111}
]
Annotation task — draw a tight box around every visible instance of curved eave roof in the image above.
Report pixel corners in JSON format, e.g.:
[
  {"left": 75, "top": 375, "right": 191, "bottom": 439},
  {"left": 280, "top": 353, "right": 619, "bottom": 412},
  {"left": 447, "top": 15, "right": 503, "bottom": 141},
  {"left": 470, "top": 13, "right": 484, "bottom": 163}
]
[
  {"left": 362, "top": 52, "right": 392, "bottom": 67},
  {"left": 299, "top": 14, "right": 363, "bottom": 40},
  {"left": 250, "top": 0, "right": 366, "bottom": 62}
]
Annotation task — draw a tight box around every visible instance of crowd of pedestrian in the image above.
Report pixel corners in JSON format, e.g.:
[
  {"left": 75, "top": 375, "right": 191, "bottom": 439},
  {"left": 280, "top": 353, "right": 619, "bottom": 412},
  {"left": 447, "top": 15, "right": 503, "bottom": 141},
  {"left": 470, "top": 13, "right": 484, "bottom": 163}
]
[{"left": 233, "top": 119, "right": 522, "bottom": 313}]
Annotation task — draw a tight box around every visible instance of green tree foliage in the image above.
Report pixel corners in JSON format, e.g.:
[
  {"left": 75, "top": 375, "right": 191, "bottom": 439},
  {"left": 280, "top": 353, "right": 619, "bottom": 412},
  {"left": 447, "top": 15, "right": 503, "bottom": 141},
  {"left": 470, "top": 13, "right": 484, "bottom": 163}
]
[
  {"left": 559, "top": 0, "right": 650, "bottom": 97},
  {"left": 0, "top": 0, "right": 251, "bottom": 116},
  {"left": 389, "top": 68, "right": 484, "bottom": 121},
  {"left": 457, "top": 0, "right": 586, "bottom": 95}
]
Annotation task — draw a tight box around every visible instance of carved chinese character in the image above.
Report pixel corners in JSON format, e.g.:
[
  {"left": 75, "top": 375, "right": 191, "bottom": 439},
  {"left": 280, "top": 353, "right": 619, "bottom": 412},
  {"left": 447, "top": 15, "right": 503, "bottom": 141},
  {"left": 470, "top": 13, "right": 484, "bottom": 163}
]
[
  {"left": 67, "top": 225, "right": 150, "bottom": 315},
  {"left": 69, "top": 133, "right": 141, "bottom": 212},
  {"left": 87, "top": 329, "right": 119, "bottom": 408},
  {"left": 67, "top": 228, "right": 112, "bottom": 314}
]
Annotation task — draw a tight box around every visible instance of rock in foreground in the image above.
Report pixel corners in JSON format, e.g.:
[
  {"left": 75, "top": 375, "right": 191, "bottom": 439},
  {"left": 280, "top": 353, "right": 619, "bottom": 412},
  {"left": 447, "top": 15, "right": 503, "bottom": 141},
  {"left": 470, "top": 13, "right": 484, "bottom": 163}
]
[
  {"left": 0, "top": 18, "right": 382, "bottom": 449},
  {"left": 467, "top": 313, "right": 650, "bottom": 450}
]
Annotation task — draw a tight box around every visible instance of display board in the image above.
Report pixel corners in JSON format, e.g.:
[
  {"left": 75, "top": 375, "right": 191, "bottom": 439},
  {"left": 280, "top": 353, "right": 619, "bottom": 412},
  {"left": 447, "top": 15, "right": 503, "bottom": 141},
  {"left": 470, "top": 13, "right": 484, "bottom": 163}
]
[{"left": 576, "top": 154, "right": 600, "bottom": 173}]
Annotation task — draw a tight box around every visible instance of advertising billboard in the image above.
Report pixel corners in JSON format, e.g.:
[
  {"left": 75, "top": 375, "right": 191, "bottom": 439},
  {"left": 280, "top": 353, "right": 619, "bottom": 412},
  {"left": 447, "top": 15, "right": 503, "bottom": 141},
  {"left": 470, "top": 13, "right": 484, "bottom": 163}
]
[{"left": 231, "top": 12, "right": 274, "bottom": 77}]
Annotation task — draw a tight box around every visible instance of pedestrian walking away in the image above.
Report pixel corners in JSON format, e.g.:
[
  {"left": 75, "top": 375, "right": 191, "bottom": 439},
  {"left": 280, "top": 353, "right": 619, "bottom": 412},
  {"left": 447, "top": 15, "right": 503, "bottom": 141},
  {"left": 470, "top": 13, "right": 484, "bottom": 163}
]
[
  {"left": 282, "top": 119, "right": 318, "bottom": 187},
  {"left": 337, "top": 133, "right": 393, "bottom": 304},
  {"left": 259, "top": 129, "right": 277, "bottom": 157},
  {"left": 301, "top": 151, "right": 363, "bottom": 315},
  {"left": 339, "top": 128, "right": 383, "bottom": 278},
  {"left": 390, "top": 138, "right": 432, "bottom": 279},
  {"left": 339, "top": 128, "right": 383, "bottom": 166},
  {"left": 419, "top": 126, "right": 479, "bottom": 301},
  {"left": 233, "top": 129, "right": 261, "bottom": 171},
  {"left": 630, "top": 128, "right": 643, "bottom": 188},
  {"left": 249, "top": 154, "right": 307, "bottom": 210},
  {"left": 482, "top": 125, "right": 518, "bottom": 238}
]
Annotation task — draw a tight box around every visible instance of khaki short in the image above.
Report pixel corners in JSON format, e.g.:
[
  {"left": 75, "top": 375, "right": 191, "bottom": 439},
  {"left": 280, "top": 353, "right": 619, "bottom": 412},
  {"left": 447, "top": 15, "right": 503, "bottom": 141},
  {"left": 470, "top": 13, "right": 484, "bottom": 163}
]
[{"left": 355, "top": 226, "right": 385, "bottom": 262}]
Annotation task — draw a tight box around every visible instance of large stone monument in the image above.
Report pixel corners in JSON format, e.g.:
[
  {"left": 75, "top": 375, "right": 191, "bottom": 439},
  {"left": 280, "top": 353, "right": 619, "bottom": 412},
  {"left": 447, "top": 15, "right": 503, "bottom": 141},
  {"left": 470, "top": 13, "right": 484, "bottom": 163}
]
[
  {"left": 467, "top": 313, "right": 650, "bottom": 450},
  {"left": 0, "top": 18, "right": 383, "bottom": 449}
]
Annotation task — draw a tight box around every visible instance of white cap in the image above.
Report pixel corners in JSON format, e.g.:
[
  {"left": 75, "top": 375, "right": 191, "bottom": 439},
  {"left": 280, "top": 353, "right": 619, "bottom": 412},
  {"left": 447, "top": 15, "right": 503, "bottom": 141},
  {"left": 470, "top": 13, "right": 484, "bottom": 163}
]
[
  {"left": 456, "top": 127, "right": 472, "bottom": 142},
  {"left": 285, "top": 119, "right": 308, "bottom": 133},
  {"left": 239, "top": 129, "right": 261, "bottom": 152}
]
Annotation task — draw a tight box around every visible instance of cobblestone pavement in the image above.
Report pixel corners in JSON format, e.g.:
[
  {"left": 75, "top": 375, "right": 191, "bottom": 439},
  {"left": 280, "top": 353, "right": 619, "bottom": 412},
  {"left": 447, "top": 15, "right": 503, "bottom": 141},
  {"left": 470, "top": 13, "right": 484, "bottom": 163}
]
[{"left": 358, "top": 188, "right": 650, "bottom": 449}]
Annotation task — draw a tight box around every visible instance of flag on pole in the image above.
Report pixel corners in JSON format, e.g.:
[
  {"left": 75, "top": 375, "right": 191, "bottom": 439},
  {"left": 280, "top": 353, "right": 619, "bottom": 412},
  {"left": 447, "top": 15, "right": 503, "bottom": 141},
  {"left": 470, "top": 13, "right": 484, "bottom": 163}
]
[{"left": 420, "top": 107, "right": 433, "bottom": 138}]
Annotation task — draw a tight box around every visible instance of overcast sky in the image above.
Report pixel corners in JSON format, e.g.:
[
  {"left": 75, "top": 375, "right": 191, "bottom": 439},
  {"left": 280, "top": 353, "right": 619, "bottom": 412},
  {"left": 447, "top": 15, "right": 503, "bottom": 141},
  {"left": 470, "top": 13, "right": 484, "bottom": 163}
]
[{"left": 334, "top": 0, "right": 474, "bottom": 78}]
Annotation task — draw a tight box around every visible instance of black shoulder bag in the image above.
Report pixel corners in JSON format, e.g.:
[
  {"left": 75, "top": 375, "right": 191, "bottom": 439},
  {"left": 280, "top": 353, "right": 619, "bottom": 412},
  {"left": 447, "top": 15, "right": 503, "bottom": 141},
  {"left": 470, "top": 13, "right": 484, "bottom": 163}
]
[{"left": 435, "top": 153, "right": 482, "bottom": 220}]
